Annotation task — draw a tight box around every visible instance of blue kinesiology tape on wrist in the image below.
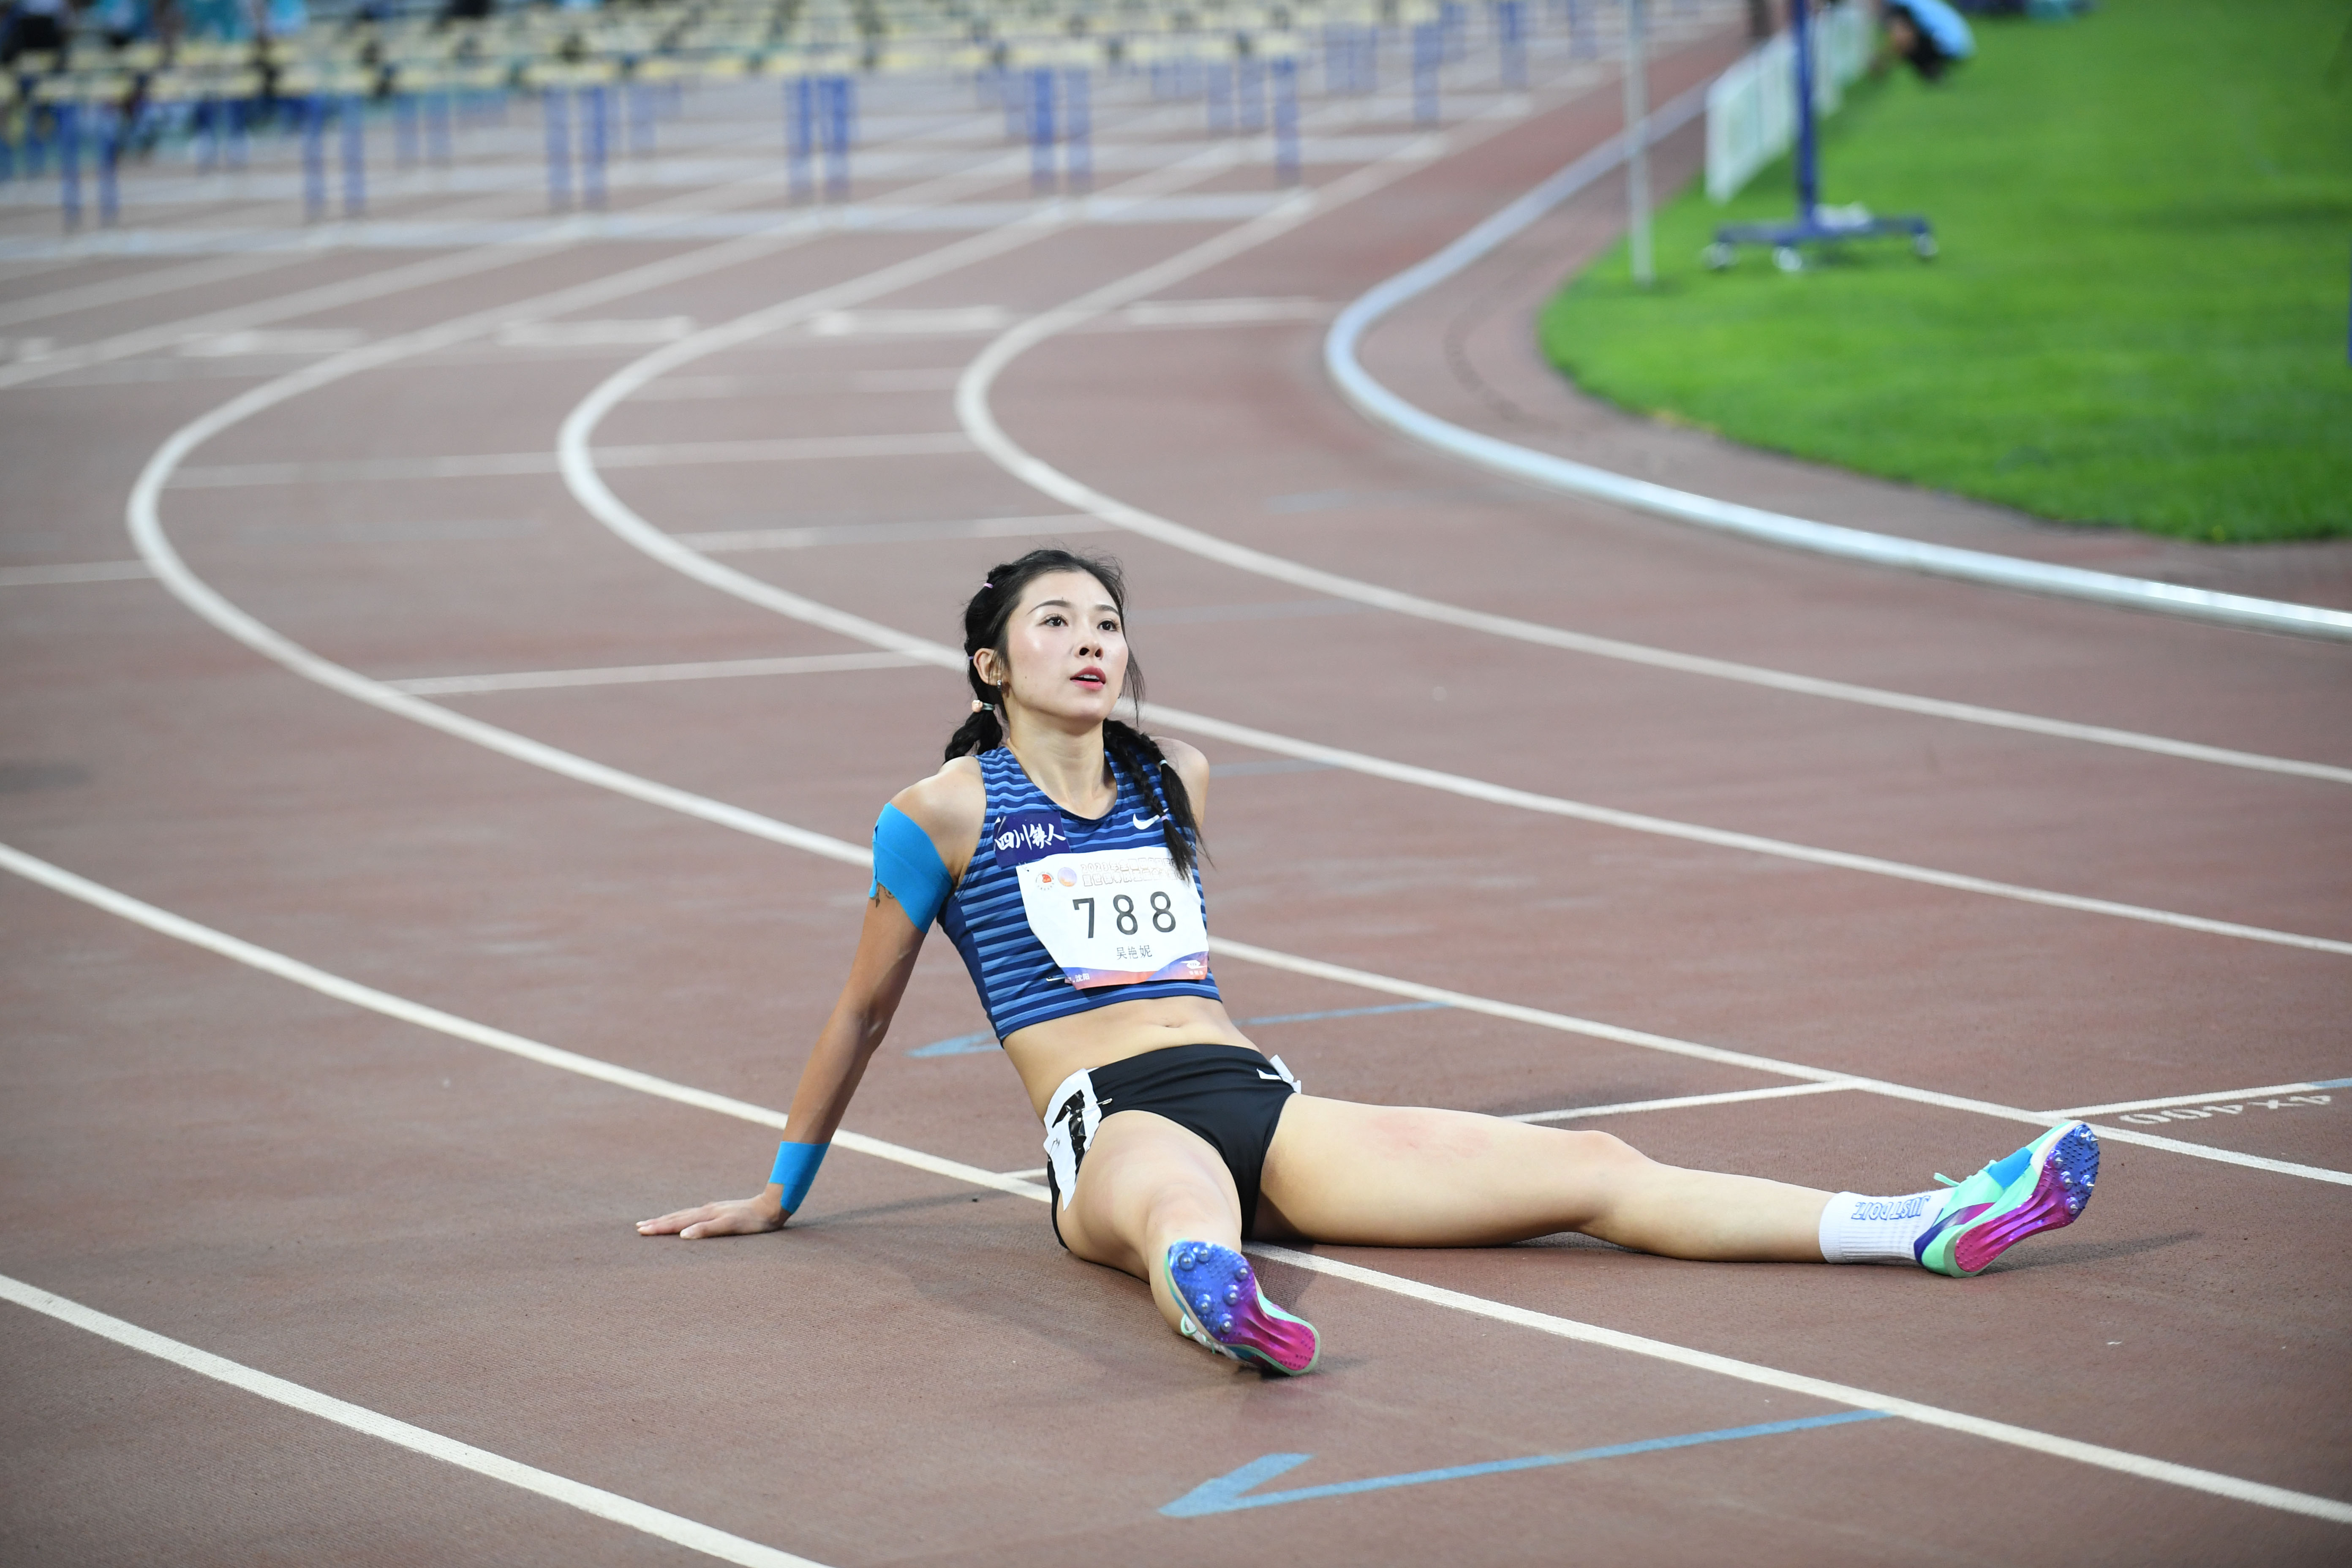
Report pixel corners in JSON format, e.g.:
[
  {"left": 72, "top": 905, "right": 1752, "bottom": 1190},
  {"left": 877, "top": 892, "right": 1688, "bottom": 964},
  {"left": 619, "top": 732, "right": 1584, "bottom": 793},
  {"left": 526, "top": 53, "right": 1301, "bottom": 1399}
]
[
  {"left": 870, "top": 802, "right": 952, "bottom": 929},
  {"left": 769, "top": 1140, "right": 829, "bottom": 1212}
]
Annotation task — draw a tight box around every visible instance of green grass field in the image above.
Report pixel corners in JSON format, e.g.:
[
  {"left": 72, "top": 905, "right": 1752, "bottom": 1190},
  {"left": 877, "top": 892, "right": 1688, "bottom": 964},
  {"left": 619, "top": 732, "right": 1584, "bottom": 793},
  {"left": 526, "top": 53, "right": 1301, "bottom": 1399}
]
[{"left": 1538, "top": 0, "right": 2352, "bottom": 543}]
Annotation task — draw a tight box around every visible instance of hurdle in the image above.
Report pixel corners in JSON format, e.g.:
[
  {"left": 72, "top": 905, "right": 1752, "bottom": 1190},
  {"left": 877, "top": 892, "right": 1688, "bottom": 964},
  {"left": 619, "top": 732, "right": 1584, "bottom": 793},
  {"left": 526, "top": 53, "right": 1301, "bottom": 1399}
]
[{"left": 1706, "top": 0, "right": 1932, "bottom": 271}]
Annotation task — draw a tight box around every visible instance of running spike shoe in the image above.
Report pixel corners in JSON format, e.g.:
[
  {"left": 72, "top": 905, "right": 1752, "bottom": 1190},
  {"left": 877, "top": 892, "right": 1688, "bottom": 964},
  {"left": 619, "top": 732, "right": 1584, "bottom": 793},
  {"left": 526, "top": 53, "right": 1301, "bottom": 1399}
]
[
  {"left": 1914, "top": 1121, "right": 2100, "bottom": 1278},
  {"left": 1163, "top": 1241, "right": 1320, "bottom": 1375}
]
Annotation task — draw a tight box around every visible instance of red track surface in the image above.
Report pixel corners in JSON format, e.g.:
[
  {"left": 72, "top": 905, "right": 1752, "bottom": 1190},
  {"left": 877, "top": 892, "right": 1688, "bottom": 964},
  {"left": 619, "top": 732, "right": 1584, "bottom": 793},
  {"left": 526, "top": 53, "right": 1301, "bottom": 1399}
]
[{"left": 5, "top": 19, "right": 2348, "bottom": 1565}]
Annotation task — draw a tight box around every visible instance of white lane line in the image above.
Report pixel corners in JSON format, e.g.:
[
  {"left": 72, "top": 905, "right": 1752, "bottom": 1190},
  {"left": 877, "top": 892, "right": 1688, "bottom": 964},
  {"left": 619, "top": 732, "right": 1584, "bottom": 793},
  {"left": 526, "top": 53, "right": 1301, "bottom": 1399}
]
[
  {"left": 117, "top": 144, "right": 1250, "bottom": 860},
  {"left": 0, "top": 1274, "right": 833, "bottom": 1568},
  {"left": 1507, "top": 1081, "right": 1861, "bottom": 1124},
  {"left": 0, "top": 838, "right": 1039, "bottom": 1201},
  {"left": 78, "top": 436, "right": 2352, "bottom": 1221},
  {"left": 2055, "top": 1079, "right": 2350, "bottom": 1118},
  {"left": 180, "top": 327, "right": 373, "bottom": 358},
  {"left": 631, "top": 367, "right": 968, "bottom": 399},
  {"left": 1111, "top": 296, "right": 1333, "bottom": 327},
  {"left": 171, "top": 435, "right": 973, "bottom": 488},
  {"left": 497, "top": 316, "right": 699, "bottom": 348},
  {"left": 128, "top": 410, "right": 2352, "bottom": 1168},
  {"left": 808, "top": 305, "right": 1014, "bottom": 336},
  {"left": 0, "top": 560, "right": 156, "bottom": 587},
  {"left": 0, "top": 111, "right": 884, "bottom": 331},
  {"left": 0, "top": 244, "right": 571, "bottom": 392},
  {"left": 568, "top": 446, "right": 2352, "bottom": 961},
  {"left": 0, "top": 108, "right": 1052, "bottom": 394},
  {"left": 386, "top": 651, "right": 929, "bottom": 695},
  {"left": 1321, "top": 123, "right": 2352, "bottom": 647},
  {"left": 555, "top": 120, "right": 2352, "bottom": 958},
  {"left": 109, "top": 76, "right": 2346, "bottom": 1187},
  {"left": 172, "top": 454, "right": 564, "bottom": 487},
  {"left": 1142, "top": 706, "right": 2352, "bottom": 957},
  {"left": 0, "top": 251, "right": 313, "bottom": 330},
  {"left": 1244, "top": 1247, "right": 2352, "bottom": 1526},
  {"left": 1208, "top": 936, "right": 2352, "bottom": 1187},
  {"left": 956, "top": 92, "right": 2352, "bottom": 783},
  {"left": 675, "top": 515, "right": 1109, "bottom": 552},
  {"left": 4, "top": 841, "right": 2343, "bottom": 1530}
]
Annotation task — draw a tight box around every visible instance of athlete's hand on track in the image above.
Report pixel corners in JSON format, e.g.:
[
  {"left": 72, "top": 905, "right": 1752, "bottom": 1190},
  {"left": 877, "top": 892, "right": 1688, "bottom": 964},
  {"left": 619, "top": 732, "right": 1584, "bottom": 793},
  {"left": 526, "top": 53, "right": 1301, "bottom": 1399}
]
[{"left": 636, "top": 1193, "right": 786, "bottom": 1240}]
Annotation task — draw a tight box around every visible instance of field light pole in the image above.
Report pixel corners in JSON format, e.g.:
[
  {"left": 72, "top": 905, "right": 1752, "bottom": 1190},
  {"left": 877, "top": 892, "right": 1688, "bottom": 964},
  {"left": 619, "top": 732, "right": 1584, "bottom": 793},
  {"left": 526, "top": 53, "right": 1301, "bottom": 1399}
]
[{"left": 1622, "top": 0, "right": 1653, "bottom": 286}]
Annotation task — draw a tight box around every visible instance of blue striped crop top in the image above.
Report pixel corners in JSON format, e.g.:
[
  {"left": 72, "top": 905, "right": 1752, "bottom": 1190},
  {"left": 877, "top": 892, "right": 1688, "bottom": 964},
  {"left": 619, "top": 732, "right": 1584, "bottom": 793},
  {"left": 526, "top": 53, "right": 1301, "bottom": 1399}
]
[{"left": 939, "top": 746, "right": 1221, "bottom": 1041}]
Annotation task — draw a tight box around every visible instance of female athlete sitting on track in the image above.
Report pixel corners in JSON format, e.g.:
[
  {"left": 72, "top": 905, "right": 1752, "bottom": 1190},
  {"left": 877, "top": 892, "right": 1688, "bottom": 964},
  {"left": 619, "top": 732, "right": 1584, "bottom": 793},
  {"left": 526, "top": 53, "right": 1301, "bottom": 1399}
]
[{"left": 640, "top": 549, "right": 2099, "bottom": 1375}]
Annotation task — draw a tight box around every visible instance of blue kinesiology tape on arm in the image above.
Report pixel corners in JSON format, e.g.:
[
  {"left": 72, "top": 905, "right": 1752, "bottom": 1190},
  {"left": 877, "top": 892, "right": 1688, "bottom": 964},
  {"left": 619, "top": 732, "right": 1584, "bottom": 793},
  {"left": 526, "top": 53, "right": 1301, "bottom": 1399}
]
[
  {"left": 769, "top": 1140, "right": 829, "bottom": 1212},
  {"left": 870, "top": 802, "right": 952, "bottom": 929}
]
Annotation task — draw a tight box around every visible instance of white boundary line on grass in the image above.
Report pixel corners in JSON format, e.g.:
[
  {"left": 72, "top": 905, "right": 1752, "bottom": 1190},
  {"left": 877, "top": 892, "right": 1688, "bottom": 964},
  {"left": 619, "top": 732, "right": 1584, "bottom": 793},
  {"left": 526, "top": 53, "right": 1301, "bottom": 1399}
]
[
  {"left": 0, "top": 1272, "right": 833, "bottom": 1568},
  {"left": 1319, "top": 84, "right": 2352, "bottom": 645},
  {"left": 3, "top": 838, "right": 2344, "bottom": 1529}
]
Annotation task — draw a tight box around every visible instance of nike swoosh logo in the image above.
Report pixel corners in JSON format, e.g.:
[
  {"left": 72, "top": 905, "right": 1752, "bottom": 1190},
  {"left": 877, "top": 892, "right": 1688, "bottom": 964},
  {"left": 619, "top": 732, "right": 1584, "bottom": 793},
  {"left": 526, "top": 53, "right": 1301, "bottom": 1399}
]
[
  {"left": 1911, "top": 1200, "right": 1988, "bottom": 1263},
  {"left": 1132, "top": 814, "right": 1163, "bottom": 829}
]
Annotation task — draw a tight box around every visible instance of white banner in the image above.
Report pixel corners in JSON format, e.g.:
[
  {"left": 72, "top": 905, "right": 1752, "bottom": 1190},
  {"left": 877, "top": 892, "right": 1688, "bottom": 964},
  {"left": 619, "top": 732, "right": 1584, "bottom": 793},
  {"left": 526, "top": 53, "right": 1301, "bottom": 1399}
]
[{"left": 1704, "top": 2, "right": 1873, "bottom": 204}]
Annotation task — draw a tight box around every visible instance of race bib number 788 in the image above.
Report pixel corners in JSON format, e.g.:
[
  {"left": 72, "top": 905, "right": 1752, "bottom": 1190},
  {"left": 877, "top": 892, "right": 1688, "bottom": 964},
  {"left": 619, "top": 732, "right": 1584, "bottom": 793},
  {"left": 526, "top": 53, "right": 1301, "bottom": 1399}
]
[{"left": 1014, "top": 848, "right": 1210, "bottom": 989}]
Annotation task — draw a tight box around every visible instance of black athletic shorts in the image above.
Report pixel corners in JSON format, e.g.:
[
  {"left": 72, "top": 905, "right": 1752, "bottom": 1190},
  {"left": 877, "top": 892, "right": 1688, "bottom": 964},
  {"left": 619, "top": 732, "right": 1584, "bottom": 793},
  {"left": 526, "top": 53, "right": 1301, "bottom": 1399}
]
[{"left": 1040, "top": 1043, "right": 1301, "bottom": 1247}]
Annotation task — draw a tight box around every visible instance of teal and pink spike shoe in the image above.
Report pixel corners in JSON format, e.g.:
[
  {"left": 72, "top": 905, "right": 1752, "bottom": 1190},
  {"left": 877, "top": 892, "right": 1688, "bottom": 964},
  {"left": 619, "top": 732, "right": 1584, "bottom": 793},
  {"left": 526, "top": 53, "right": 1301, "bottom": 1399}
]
[
  {"left": 1915, "top": 1122, "right": 2100, "bottom": 1277},
  {"left": 1165, "top": 1242, "right": 1320, "bottom": 1375}
]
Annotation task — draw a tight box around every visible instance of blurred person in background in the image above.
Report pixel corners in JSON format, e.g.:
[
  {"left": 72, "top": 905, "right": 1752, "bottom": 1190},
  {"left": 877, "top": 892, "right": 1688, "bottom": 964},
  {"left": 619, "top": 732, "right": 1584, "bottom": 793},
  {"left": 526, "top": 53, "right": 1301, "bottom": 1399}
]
[
  {"left": 2, "top": 0, "right": 69, "bottom": 64},
  {"left": 1878, "top": 0, "right": 1974, "bottom": 80}
]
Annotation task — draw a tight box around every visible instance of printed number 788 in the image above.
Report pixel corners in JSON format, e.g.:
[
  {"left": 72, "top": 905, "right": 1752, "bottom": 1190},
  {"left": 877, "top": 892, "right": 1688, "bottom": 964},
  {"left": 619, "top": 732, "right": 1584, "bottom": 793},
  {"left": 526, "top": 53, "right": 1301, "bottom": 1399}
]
[{"left": 1071, "top": 894, "right": 1180, "bottom": 938}]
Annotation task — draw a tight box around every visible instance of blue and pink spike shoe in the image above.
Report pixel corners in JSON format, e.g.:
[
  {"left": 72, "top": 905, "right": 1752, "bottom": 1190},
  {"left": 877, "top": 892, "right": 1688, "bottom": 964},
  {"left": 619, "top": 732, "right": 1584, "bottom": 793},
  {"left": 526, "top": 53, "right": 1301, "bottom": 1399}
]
[
  {"left": 1164, "top": 1242, "right": 1320, "bottom": 1375},
  {"left": 1915, "top": 1121, "right": 2100, "bottom": 1277}
]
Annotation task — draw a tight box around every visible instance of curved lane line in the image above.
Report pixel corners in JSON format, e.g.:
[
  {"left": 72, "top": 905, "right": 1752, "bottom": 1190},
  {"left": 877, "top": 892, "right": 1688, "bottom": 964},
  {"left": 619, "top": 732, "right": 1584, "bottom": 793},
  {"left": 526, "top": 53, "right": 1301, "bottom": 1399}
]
[
  {"left": 1321, "top": 114, "right": 2352, "bottom": 645},
  {"left": 110, "top": 88, "right": 2350, "bottom": 1170},
  {"left": 3, "top": 839, "right": 2345, "bottom": 1526},
  {"left": 560, "top": 135, "right": 2352, "bottom": 959},
  {"left": 952, "top": 88, "right": 2352, "bottom": 782}
]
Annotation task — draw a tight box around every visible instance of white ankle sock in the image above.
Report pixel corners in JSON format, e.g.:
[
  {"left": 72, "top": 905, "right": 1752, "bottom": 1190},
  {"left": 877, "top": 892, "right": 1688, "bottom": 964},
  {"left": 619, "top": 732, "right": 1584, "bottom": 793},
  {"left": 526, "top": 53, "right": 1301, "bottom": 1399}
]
[{"left": 1818, "top": 1189, "right": 1949, "bottom": 1264}]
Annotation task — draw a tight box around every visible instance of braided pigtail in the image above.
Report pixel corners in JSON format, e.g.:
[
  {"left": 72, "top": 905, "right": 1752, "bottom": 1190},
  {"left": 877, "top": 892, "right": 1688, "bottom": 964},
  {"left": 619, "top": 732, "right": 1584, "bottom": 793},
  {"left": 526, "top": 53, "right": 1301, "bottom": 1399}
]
[
  {"left": 942, "top": 704, "right": 1003, "bottom": 762},
  {"left": 1103, "top": 718, "right": 1203, "bottom": 882},
  {"left": 944, "top": 574, "right": 1012, "bottom": 762}
]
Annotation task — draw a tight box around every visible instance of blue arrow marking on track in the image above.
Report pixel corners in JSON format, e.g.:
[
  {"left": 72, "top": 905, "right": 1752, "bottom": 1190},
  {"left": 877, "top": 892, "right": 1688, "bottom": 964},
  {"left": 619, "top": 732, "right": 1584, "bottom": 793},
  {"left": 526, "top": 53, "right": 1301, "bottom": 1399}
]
[
  {"left": 909, "top": 1031, "right": 999, "bottom": 1056},
  {"left": 1160, "top": 1410, "right": 1894, "bottom": 1518}
]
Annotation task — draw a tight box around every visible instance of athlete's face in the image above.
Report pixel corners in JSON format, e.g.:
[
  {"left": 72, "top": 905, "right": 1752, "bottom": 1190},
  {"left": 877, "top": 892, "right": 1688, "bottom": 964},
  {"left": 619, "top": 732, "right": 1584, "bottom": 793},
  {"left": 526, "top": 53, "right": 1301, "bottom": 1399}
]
[{"left": 982, "top": 571, "right": 1129, "bottom": 725}]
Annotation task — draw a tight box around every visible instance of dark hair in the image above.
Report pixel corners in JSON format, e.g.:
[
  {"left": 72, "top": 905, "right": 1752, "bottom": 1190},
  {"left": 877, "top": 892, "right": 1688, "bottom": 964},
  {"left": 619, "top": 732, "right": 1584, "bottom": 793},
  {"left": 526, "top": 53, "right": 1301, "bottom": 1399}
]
[{"left": 944, "top": 547, "right": 1204, "bottom": 880}]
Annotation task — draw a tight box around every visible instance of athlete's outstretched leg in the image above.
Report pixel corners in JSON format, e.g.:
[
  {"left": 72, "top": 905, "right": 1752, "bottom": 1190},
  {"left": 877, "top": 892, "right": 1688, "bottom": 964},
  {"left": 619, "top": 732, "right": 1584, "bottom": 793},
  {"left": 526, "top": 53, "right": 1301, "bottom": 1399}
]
[
  {"left": 1259, "top": 1099, "right": 2098, "bottom": 1274},
  {"left": 1055, "top": 1111, "right": 1319, "bottom": 1372},
  {"left": 1258, "top": 1097, "right": 1826, "bottom": 1258}
]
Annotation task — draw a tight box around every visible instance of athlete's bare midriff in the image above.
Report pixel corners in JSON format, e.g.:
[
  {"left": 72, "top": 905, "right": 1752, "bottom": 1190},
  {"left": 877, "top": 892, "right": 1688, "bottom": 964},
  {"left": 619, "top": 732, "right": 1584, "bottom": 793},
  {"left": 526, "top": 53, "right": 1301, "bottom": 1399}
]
[{"left": 1004, "top": 995, "right": 1265, "bottom": 1118}]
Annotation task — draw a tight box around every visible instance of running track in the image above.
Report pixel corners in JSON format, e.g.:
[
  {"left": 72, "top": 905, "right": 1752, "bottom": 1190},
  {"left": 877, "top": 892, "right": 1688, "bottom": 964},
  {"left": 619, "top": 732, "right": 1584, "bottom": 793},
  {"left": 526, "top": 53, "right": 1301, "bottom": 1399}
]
[{"left": 5, "top": 15, "right": 2349, "bottom": 1564}]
